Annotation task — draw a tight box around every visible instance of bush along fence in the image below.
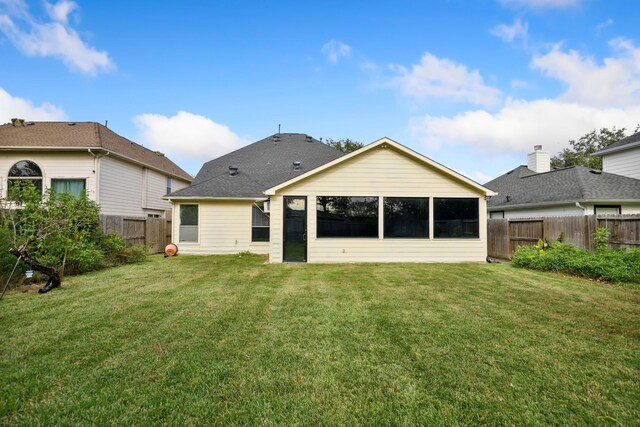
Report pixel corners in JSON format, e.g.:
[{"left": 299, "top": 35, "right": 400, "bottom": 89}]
[
  {"left": 101, "top": 215, "right": 172, "bottom": 253},
  {"left": 488, "top": 214, "right": 640, "bottom": 259}
]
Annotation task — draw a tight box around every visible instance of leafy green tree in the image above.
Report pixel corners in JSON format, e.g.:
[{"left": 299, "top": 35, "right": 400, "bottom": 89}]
[
  {"left": 325, "top": 138, "right": 364, "bottom": 153},
  {"left": 550, "top": 127, "right": 628, "bottom": 170},
  {"left": 1, "top": 181, "right": 101, "bottom": 293}
]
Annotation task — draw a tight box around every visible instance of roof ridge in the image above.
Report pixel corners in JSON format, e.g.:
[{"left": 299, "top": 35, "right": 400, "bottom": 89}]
[{"left": 94, "top": 122, "right": 102, "bottom": 146}]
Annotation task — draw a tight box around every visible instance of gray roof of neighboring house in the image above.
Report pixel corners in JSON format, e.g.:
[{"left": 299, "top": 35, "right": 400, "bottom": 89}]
[
  {"left": 485, "top": 165, "right": 640, "bottom": 210},
  {"left": 594, "top": 130, "right": 640, "bottom": 156},
  {"left": 0, "top": 121, "right": 193, "bottom": 181},
  {"left": 168, "top": 133, "right": 345, "bottom": 198}
]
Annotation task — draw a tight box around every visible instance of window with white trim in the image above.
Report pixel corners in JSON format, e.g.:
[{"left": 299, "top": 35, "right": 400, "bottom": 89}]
[{"left": 179, "top": 204, "right": 198, "bottom": 242}]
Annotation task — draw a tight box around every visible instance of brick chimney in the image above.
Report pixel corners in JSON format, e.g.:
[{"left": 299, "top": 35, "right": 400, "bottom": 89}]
[{"left": 527, "top": 145, "right": 550, "bottom": 173}]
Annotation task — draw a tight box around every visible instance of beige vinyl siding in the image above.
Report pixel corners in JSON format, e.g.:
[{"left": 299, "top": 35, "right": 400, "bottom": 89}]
[
  {"left": 270, "top": 146, "right": 488, "bottom": 263},
  {"left": 99, "top": 155, "right": 144, "bottom": 216},
  {"left": 500, "top": 204, "right": 585, "bottom": 218},
  {"left": 498, "top": 202, "right": 640, "bottom": 218},
  {"left": 602, "top": 148, "right": 640, "bottom": 179},
  {"left": 144, "top": 169, "right": 190, "bottom": 212},
  {"left": 173, "top": 201, "right": 269, "bottom": 255},
  {"left": 0, "top": 152, "right": 96, "bottom": 200}
]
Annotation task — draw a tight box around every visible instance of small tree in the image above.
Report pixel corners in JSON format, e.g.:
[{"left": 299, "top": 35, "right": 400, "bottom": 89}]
[
  {"left": 550, "top": 127, "right": 629, "bottom": 170},
  {"left": 324, "top": 138, "right": 364, "bottom": 153},
  {"left": 1, "top": 181, "right": 101, "bottom": 293}
]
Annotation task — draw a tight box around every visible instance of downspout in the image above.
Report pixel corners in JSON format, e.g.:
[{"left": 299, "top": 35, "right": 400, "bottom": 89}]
[
  {"left": 575, "top": 202, "right": 588, "bottom": 215},
  {"left": 88, "top": 149, "right": 109, "bottom": 205}
]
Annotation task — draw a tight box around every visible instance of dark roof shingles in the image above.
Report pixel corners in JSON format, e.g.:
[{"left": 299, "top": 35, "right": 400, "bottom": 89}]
[
  {"left": 485, "top": 165, "right": 640, "bottom": 208},
  {"left": 169, "top": 133, "right": 345, "bottom": 198}
]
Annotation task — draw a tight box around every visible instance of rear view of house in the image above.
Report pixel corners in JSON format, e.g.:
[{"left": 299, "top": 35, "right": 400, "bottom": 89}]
[
  {"left": 0, "top": 120, "right": 192, "bottom": 218},
  {"left": 166, "top": 133, "right": 495, "bottom": 263}
]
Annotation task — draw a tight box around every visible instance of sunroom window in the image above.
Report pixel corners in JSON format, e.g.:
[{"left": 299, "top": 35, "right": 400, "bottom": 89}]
[
  {"left": 179, "top": 204, "right": 198, "bottom": 242},
  {"left": 434, "top": 198, "right": 479, "bottom": 238},
  {"left": 384, "top": 197, "right": 429, "bottom": 238},
  {"left": 316, "top": 196, "right": 378, "bottom": 238}
]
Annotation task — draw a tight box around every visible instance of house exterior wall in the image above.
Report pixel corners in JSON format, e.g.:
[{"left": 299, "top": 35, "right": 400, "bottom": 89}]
[
  {"left": 269, "top": 146, "right": 488, "bottom": 263},
  {"left": 144, "top": 168, "right": 189, "bottom": 213},
  {"left": 602, "top": 147, "right": 640, "bottom": 179},
  {"left": 492, "top": 202, "right": 640, "bottom": 218},
  {"left": 99, "top": 155, "right": 145, "bottom": 216},
  {"left": 172, "top": 200, "right": 269, "bottom": 255},
  {"left": 0, "top": 151, "right": 96, "bottom": 200}
]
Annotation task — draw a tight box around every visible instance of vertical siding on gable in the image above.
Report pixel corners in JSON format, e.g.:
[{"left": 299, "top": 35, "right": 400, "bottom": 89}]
[
  {"left": 271, "top": 147, "right": 488, "bottom": 263},
  {"left": 99, "top": 155, "right": 144, "bottom": 216},
  {"left": 0, "top": 152, "right": 96, "bottom": 200},
  {"left": 602, "top": 148, "right": 640, "bottom": 179},
  {"left": 173, "top": 201, "right": 269, "bottom": 255}
]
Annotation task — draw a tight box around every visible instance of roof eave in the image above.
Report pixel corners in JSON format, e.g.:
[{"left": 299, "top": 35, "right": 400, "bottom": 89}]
[
  {"left": 0, "top": 145, "right": 192, "bottom": 182},
  {"left": 163, "top": 196, "right": 267, "bottom": 202},
  {"left": 489, "top": 198, "right": 640, "bottom": 211},
  {"left": 593, "top": 140, "right": 640, "bottom": 156}
]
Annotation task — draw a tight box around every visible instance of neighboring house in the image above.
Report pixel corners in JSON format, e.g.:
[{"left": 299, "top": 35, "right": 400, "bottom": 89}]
[
  {"left": 593, "top": 130, "right": 640, "bottom": 180},
  {"left": 0, "top": 120, "right": 192, "bottom": 217},
  {"left": 485, "top": 145, "right": 640, "bottom": 219},
  {"left": 166, "top": 133, "right": 496, "bottom": 263}
]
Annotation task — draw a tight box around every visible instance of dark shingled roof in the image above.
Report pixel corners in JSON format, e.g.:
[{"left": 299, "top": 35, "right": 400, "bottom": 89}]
[
  {"left": 0, "top": 121, "right": 192, "bottom": 181},
  {"left": 485, "top": 165, "right": 640, "bottom": 209},
  {"left": 594, "top": 130, "right": 640, "bottom": 156},
  {"left": 169, "top": 133, "right": 345, "bottom": 198}
]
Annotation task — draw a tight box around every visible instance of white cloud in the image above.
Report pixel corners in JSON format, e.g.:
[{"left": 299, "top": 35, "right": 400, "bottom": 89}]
[
  {"left": 595, "top": 18, "right": 613, "bottom": 34},
  {"left": 409, "top": 98, "right": 640, "bottom": 154},
  {"left": 389, "top": 52, "right": 501, "bottom": 106},
  {"left": 499, "top": 0, "right": 581, "bottom": 8},
  {"left": 531, "top": 38, "right": 640, "bottom": 108},
  {"left": 0, "top": 87, "right": 67, "bottom": 122},
  {"left": 45, "top": 0, "right": 77, "bottom": 24},
  {"left": 321, "top": 39, "right": 351, "bottom": 64},
  {"left": 491, "top": 19, "right": 528, "bottom": 43},
  {"left": 134, "top": 111, "right": 249, "bottom": 165},
  {"left": 0, "top": 0, "right": 113, "bottom": 75}
]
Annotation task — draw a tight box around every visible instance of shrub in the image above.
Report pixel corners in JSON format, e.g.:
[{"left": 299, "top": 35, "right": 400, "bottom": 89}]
[
  {"left": 593, "top": 227, "right": 611, "bottom": 252},
  {"left": 512, "top": 240, "right": 640, "bottom": 283},
  {"left": 2, "top": 182, "right": 147, "bottom": 290}
]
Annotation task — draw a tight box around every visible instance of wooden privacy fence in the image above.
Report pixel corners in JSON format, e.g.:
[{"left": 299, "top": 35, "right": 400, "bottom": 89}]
[
  {"left": 488, "top": 214, "right": 640, "bottom": 259},
  {"left": 101, "top": 215, "right": 172, "bottom": 253}
]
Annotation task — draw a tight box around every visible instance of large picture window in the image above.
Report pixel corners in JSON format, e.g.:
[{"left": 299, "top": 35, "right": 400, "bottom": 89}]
[
  {"left": 179, "top": 204, "right": 198, "bottom": 242},
  {"left": 8, "top": 160, "right": 43, "bottom": 197},
  {"left": 434, "top": 198, "right": 479, "bottom": 238},
  {"left": 51, "top": 179, "right": 86, "bottom": 198},
  {"left": 317, "top": 196, "right": 378, "bottom": 238},
  {"left": 384, "top": 197, "right": 429, "bottom": 238},
  {"left": 252, "top": 203, "right": 270, "bottom": 242}
]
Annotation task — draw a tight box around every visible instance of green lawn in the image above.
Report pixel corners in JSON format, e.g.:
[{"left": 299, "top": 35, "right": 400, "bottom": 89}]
[{"left": 1, "top": 254, "right": 638, "bottom": 426}]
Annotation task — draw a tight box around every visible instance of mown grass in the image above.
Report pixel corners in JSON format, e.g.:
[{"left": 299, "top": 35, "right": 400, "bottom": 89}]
[{"left": 1, "top": 254, "right": 638, "bottom": 425}]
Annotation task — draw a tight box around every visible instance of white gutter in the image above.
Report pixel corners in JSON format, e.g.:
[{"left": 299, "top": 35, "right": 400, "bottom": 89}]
[{"left": 163, "top": 196, "right": 268, "bottom": 202}]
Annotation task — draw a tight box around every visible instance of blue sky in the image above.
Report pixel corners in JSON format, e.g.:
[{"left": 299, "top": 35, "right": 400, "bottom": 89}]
[{"left": 1, "top": 0, "right": 639, "bottom": 182}]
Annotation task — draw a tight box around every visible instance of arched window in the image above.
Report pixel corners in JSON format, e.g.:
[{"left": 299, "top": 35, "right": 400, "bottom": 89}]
[{"left": 8, "top": 160, "right": 43, "bottom": 195}]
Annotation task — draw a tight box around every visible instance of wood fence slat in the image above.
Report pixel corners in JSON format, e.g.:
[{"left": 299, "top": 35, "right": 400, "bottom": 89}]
[
  {"left": 488, "top": 214, "right": 640, "bottom": 259},
  {"left": 100, "top": 215, "right": 172, "bottom": 253}
]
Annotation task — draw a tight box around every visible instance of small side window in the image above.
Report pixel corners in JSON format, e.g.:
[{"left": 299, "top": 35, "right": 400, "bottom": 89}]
[{"left": 179, "top": 204, "right": 198, "bottom": 242}]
